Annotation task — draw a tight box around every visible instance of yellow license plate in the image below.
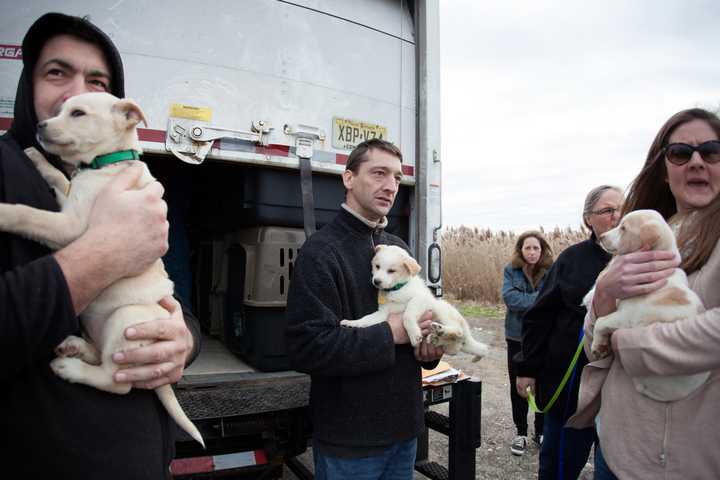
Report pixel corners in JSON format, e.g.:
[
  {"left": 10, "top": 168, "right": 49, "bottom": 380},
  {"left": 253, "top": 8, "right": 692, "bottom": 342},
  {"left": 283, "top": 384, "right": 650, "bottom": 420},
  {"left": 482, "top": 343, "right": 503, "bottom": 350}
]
[{"left": 332, "top": 117, "right": 387, "bottom": 151}]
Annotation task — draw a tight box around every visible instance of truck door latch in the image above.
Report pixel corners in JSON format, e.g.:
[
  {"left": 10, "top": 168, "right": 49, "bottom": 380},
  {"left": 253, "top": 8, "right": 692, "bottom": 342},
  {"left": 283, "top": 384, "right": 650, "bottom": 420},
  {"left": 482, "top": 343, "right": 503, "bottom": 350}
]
[
  {"left": 282, "top": 124, "right": 325, "bottom": 159},
  {"left": 166, "top": 119, "right": 273, "bottom": 164},
  {"left": 283, "top": 124, "right": 326, "bottom": 238}
]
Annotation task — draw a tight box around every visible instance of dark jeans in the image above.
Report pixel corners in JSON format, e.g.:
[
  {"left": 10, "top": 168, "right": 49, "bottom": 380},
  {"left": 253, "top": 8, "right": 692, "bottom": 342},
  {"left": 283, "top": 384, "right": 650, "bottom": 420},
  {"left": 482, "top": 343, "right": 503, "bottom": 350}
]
[
  {"left": 594, "top": 443, "right": 619, "bottom": 480},
  {"left": 313, "top": 438, "right": 417, "bottom": 480},
  {"left": 538, "top": 413, "right": 596, "bottom": 480},
  {"left": 507, "top": 339, "right": 543, "bottom": 437}
]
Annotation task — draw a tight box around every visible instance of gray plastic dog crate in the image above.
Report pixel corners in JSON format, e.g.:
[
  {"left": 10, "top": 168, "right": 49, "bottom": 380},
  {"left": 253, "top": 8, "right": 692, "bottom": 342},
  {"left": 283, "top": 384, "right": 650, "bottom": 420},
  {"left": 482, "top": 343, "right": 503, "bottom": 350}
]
[{"left": 210, "top": 227, "right": 306, "bottom": 371}]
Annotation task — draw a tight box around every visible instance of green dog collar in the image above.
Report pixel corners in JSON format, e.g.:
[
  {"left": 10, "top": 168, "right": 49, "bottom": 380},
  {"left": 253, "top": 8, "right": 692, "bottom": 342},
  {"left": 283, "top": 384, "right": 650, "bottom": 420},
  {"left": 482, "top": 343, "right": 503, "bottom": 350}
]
[
  {"left": 383, "top": 281, "right": 408, "bottom": 292},
  {"left": 80, "top": 149, "right": 140, "bottom": 170}
]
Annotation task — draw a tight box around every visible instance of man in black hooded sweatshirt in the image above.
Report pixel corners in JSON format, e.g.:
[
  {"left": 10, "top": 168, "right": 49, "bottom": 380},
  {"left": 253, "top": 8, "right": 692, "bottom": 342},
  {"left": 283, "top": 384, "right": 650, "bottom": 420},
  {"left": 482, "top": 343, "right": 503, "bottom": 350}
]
[{"left": 0, "top": 13, "right": 201, "bottom": 478}]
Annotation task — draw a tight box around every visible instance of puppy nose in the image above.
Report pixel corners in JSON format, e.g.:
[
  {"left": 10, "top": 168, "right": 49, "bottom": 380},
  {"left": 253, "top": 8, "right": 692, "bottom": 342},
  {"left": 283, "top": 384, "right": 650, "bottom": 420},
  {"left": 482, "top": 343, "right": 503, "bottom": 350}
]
[
  {"left": 373, "top": 278, "right": 381, "bottom": 287},
  {"left": 37, "top": 121, "right": 47, "bottom": 130}
]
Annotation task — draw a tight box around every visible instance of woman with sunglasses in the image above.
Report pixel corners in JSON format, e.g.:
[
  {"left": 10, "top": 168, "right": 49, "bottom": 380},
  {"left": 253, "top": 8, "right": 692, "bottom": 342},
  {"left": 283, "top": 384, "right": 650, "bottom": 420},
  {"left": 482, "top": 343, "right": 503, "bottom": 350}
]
[
  {"left": 569, "top": 108, "right": 720, "bottom": 479},
  {"left": 513, "top": 185, "right": 622, "bottom": 478}
]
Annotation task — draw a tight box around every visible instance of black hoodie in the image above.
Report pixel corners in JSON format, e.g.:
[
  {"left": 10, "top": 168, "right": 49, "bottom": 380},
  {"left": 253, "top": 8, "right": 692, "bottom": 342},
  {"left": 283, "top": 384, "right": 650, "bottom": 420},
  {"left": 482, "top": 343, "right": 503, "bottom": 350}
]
[
  {"left": 514, "top": 234, "right": 611, "bottom": 419},
  {"left": 0, "top": 13, "right": 178, "bottom": 479}
]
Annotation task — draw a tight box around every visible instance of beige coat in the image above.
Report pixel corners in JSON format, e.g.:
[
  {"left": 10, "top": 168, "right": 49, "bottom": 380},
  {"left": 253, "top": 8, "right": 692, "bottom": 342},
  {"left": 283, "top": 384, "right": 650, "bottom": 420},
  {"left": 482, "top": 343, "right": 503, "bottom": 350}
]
[{"left": 568, "top": 238, "right": 720, "bottom": 479}]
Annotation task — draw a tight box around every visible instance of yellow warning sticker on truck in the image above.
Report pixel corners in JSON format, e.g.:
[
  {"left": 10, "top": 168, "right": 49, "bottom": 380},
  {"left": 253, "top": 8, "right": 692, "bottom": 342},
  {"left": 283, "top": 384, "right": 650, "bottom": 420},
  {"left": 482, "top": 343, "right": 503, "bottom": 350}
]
[
  {"left": 332, "top": 117, "right": 387, "bottom": 151},
  {"left": 170, "top": 104, "right": 212, "bottom": 122}
]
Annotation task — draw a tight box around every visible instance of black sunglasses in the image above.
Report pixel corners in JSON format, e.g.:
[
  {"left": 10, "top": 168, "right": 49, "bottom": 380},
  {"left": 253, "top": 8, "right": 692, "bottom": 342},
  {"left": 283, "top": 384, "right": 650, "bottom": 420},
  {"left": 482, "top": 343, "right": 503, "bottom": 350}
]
[{"left": 663, "top": 140, "right": 720, "bottom": 166}]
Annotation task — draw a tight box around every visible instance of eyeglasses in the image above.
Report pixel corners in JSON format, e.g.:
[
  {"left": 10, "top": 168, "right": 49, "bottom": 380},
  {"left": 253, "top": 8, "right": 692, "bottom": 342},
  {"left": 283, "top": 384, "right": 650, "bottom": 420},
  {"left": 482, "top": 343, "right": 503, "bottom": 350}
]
[
  {"left": 590, "top": 207, "right": 619, "bottom": 217},
  {"left": 664, "top": 140, "right": 720, "bottom": 166}
]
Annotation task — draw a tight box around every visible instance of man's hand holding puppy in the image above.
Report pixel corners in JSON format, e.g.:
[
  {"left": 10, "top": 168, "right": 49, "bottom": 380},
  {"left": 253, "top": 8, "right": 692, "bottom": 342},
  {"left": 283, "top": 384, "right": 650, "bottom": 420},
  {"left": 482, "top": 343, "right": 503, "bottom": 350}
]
[
  {"left": 388, "top": 310, "right": 444, "bottom": 362},
  {"left": 55, "top": 165, "right": 170, "bottom": 315},
  {"left": 113, "top": 297, "right": 194, "bottom": 389}
]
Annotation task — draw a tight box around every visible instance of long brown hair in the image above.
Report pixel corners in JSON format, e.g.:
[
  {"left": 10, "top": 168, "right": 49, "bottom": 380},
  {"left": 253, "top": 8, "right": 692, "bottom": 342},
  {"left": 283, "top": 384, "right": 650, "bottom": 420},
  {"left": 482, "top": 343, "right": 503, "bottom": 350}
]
[
  {"left": 623, "top": 108, "right": 720, "bottom": 274},
  {"left": 511, "top": 230, "right": 553, "bottom": 287}
]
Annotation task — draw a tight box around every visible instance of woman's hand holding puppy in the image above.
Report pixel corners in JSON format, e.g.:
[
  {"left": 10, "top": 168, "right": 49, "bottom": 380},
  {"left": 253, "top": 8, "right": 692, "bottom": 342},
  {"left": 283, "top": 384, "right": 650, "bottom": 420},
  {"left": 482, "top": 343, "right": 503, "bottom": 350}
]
[{"left": 593, "top": 250, "right": 680, "bottom": 317}]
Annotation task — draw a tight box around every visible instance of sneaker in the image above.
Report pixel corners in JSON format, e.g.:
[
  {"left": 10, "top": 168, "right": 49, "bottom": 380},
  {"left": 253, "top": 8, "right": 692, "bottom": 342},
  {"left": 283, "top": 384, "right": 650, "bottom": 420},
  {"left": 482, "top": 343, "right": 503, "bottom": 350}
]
[
  {"left": 533, "top": 434, "right": 544, "bottom": 447},
  {"left": 510, "top": 435, "right": 527, "bottom": 456}
]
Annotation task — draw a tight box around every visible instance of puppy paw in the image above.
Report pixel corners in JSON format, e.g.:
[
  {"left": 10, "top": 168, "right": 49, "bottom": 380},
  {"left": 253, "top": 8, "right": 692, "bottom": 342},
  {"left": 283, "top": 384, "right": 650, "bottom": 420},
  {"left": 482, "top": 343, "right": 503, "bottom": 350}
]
[
  {"left": 429, "top": 322, "right": 444, "bottom": 336},
  {"left": 50, "top": 357, "right": 84, "bottom": 383},
  {"left": 340, "top": 319, "right": 355, "bottom": 328},
  {"left": 409, "top": 333, "right": 424, "bottom": 347},
  {"left": 55, "top": 335, "right": 85, "bottom": 358},
  {"left": 24, "top": 147, "right": 49, "bottom": 169},
  {"left": 425, "top": 323, "right": 440, "bottom": 346},
  {"left": 590, "top": 341, "right": 610, "bottom": 361}
]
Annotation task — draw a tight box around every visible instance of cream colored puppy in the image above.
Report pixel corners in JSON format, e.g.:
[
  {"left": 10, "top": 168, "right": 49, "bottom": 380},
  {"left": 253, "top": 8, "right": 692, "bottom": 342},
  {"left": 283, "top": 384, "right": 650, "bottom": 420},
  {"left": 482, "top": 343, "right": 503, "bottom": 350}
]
[
  {"left": 340, "top": 244, "right": 489, "bottom": 361},
  {"left": 586, "top": 209, "right": 707, "bottom": 401},
  {"left": 0, "top": 92, "right": 203, "bottom": 446}
]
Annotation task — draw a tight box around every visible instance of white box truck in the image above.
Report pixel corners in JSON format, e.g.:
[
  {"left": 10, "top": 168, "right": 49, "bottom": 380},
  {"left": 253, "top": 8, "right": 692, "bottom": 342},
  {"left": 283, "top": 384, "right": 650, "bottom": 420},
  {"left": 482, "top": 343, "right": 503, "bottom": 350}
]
[{"left": 0, "top": 1, "right": 446, "bottom": 477}]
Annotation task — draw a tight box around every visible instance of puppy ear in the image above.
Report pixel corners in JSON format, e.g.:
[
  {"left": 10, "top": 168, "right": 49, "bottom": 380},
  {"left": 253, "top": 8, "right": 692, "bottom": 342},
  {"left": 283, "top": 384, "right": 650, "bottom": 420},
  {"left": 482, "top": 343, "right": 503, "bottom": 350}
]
[
  {"left": 374, "top": 245, "right": 385, "bottom": 253},
  {"left": 639, "top": 222, "right": 661, "bottom": 250},
  {"left": 402, "top": 257, "right": 422, "bottom": 276},
  {"left": 113, "top": 98, "right": 148, "bottom": 128}
]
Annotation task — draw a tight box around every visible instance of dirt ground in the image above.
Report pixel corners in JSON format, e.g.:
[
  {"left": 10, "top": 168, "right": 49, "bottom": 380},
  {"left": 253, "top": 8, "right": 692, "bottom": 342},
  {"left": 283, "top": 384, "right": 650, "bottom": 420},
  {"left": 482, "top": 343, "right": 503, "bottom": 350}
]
[
  {"left": 418, "top": 308, "right": 595, "bottom": 480},
  {"left": 283, "top": 304, "right": 595, "bottom": 479}
]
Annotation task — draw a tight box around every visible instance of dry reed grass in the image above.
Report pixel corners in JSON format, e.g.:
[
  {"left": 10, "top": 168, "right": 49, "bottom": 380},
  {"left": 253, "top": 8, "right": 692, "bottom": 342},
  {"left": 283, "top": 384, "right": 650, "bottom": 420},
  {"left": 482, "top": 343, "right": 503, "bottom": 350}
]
[{"left": 442, "top": 226, "right": 588, "bottom": 303}]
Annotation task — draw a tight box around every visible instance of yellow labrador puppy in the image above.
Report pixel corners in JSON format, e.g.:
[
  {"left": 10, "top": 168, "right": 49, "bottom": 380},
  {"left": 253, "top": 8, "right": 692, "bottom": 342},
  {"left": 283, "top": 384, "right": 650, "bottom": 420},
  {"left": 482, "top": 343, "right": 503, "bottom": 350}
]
[
  {"left": 340, "top": 244, "right": 489, "bottom": 361},
  {"left": 587, "top": 209, "right": 707, "bottom": 401},
  {"left": 0, "top": 92, "right": 203, "bottom": 446}
]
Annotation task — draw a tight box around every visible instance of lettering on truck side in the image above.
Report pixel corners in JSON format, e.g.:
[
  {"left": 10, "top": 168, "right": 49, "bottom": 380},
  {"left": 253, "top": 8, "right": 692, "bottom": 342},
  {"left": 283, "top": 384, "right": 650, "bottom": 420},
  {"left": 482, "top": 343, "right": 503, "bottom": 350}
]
[
  {"left": 337, "top": 126, "right": 383, "bottom": 143},
  {"left": 0, "top": 45, "right": 22, "bottom": 60}
]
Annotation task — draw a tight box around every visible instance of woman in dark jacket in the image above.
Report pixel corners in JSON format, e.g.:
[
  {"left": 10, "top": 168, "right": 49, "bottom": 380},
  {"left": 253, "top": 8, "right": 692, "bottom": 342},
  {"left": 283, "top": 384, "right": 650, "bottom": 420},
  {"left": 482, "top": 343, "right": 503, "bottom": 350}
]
[
  {"left": 514, "top": 185, "right": 623, "bottom": 479},
  {"left": 502, "top": 230, "right": 553, "bottom": 456}
]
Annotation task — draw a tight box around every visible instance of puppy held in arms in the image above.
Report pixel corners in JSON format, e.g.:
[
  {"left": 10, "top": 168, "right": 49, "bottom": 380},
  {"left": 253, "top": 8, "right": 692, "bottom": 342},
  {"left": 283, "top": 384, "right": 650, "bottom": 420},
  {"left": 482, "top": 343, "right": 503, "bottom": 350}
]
[
  {"left": 341, "top": 245, "right": 489, "bottom": 361},
  {"left": 586, "top": 209, "right": 707, "bottom": 402},
  {"left": 0, "top": 92, "right": 203, "bottom": 446}
]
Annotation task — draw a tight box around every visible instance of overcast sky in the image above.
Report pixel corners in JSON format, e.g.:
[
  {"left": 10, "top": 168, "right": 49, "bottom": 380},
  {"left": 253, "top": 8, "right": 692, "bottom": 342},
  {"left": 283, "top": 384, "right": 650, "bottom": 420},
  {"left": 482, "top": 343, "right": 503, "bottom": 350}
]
[{"left": 439, "top": 0, "right": 720, "bottom": 232}]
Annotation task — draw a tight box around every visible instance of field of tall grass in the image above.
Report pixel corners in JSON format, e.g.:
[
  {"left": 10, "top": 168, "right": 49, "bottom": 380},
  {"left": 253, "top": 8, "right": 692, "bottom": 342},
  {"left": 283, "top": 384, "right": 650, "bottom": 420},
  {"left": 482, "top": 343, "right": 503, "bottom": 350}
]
[{"left": 442, "top": 226, "right": 588, "bottom": 303}]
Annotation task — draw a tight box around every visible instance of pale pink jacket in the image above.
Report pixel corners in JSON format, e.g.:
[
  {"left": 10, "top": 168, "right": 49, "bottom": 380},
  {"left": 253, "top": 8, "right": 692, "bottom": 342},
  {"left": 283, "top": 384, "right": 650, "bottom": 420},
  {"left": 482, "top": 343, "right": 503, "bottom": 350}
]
[{"left": 568, "top": 238, "right": 720, "bottom": 479}]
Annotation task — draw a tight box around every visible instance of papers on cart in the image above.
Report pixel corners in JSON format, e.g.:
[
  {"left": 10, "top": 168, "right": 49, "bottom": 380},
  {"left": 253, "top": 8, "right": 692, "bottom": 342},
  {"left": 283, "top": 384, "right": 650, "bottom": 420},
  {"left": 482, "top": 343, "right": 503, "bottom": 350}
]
[{"left": 422, "top": 361, "right": 468, "bottom": 386}]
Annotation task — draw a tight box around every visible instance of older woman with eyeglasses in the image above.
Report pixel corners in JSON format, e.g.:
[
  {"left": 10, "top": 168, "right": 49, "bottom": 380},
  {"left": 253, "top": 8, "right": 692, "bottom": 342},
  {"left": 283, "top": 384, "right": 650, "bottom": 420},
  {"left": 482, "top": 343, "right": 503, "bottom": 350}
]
[
  {"left": 513, "top": 184, "right": 623, "bottom": 479},
  {"left": 568, "top": 108, "right": 720, "bottom": 480}
]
